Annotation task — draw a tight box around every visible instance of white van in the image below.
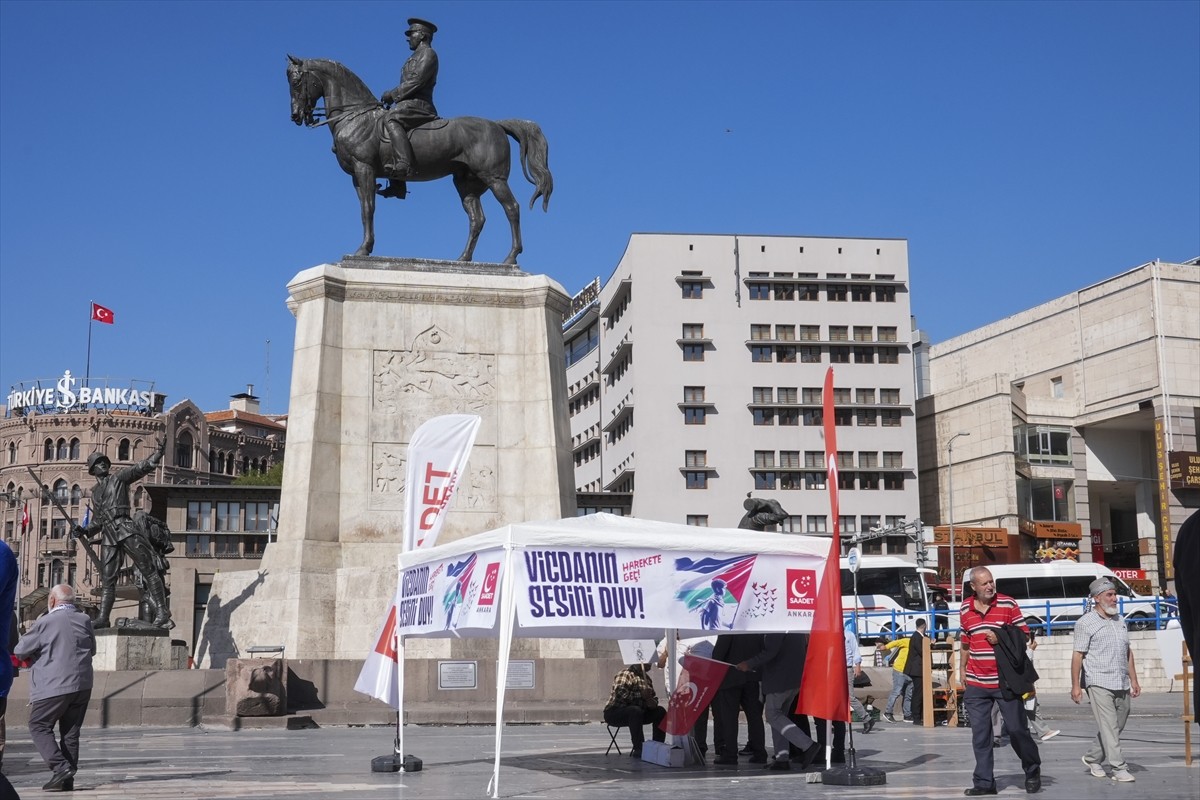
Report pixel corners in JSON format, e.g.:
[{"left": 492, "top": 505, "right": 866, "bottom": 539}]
[
  {"left": 841, "top": 555, "right": 933, "bottom": 640},
  {"left": 959, "top": 561, "right": 1162, "bottom": 634}
]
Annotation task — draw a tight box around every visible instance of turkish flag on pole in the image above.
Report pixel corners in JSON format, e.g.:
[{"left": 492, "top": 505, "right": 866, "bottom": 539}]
[
  {"left": 660, "top": 653, "right": 730, "bottom": 736},
  {"left": 91, "top": 302, "right": 114, "bottom": 324},
  {"left": 354, "top": 601, "right": 403, "bottom": 707},
  {"left": 796, "top": 366, "right": 850, "bottom": 723},
  {"left": 20, "top": 501, "right": 29, "bottom": 532}
]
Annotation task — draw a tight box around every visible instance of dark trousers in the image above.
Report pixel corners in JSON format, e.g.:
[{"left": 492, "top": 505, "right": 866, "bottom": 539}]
[
  {"left": 603, "top": 705, "right": 666, "bottom": 750},
  {"left": 964, "top": 686, "right": 1040, "bottom": 791},
  {"left": 28, "top": 689, "right": 91, "bottom": 775},
  {"left": 911, "top": 677, "right": 925, "bottom": 723},
  {"left": 712, "top": 682, "right": 765, "bottom": 759}
]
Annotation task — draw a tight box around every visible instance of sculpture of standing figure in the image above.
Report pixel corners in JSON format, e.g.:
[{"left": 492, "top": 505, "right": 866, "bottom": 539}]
[
  {"left": 379, "top": 17, "right": 440, "bottom": 198},
  {"left": 76, "top": 438, "right": 174, "bottom": 629}
]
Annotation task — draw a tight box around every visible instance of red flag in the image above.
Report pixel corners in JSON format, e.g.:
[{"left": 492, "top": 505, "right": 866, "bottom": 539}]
[
  {"left": 91, "top": 302, "right": 114, "bottom": 324},
  {"left": 20, "top": 501, "right": 29, "bottom": 532},
  {"left": 660, "top": 653, "right": 730, "bottom": 735},
  {"left": 796, "top": 366, "right": 850, "bottom": 723}
]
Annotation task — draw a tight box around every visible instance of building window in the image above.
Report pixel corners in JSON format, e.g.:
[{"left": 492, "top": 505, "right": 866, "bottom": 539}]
[
  {"left": 214, "top": 536, "right": 240, "bottom": 558},
  {"left": 755, "top": 451, "right": 775, "bottom": 468},
  {"left": 565, "top": 322, "right": 599, "bottom": 367},
  {"left": 859, "top": 472, "right": 880, "bottom": 490},
  {"left": 805, "top": 471, "right": 826, "bottom": 490},
  {"left": 804, "top": 451, "right": 824, "bottom": 468},
  {"left": 780, "top": 473, "right": 803, "bottom": 490},
  {"left": 187, "top": 501, "right": 213, "bottom": 532},
  {"left": 778, "top": 409, "right": 799, "bottom": 426},
  {"left": 686, "top": 450, "right": 707, "bottom": 468},
  {"left": 754, "top": 471, "right": 778, "bottom": 490},
  {"left": 877, "top": 347, "right": 899, "bottom": 364},
  {"left": 802, "top": 387, "right": 823, "bottom": 404},
  {"left": 684, "top": 386, "right": 706, "bottom": 403},
  {"left": 780, "top": 451, "right": 800, "bottom": 468},
  {"left": 881, "top": 410, "right": 902, "bottom": 427},
  {"left": 838, "top": 470, "right": 856, "bottom": 490},
  {"left": 1016, "top": 424, "right": 1072, "bottom": 465},
  {"left": 856, "top": 388, "right": 875, "bottom": 405},
  {"left": 858, "top": 452, "right": 878, "bottom": 468},
  {"left": 70, "top": 484, "right": 81, "bottom": 506},
  {"left": 7, "top": 442, "right": 15, "bottom": 465},
  {"left": 681, "top": 281, "right": 704, "bottom": 299},
  {"left": 803, "top": 409, "right": 823, "bottom": 426},
  {"left": 750, "top": 324, "right": 772, "bottom": 341},
  {"left": 851, "top": 284, "right": 872, "bottom": 301},
  {"left": 876, "top": 285, "right": 896, "bottom": 302},
  {"left": 884, "top": 473, "right": 905, "bottom": 490},
  {"left": 56, "top": 439, "right": 68, "bottom": 460},
  {"left": 882, "top": 451, "right": 903, "bottom": 468},
  {"left": 243, "top": 535, "right": 268, "bottom": 557},
  {"left": 775, "top": 324, "right": 796, "bottom": 341},
  {"left": 777, "top": 387, "right": 797, "bottom": 404},
  {"left": 686, "top": 515, "right": 709, "bottom": 527},
  {"left": 216, "top": 502, "right": 241, "bottom": 532},
  {"left": 682, "top": 323, "right": 705, "bottom": 340},
  {"left": 683, "top": 343, "right": 705, "bottom": 362},
  {"left": 861, "top": 515, "right": 881, "bottom": 533},
  {"left": 1017, "top": 477, "right": 1074, "bottom": 521},
  {"left": 1050, "top": 376, "right": 1064, "bottom": 399},
  {"left": 807, "top": 516, "right": 828, "bottom": 533},
  {"left": 118, "top": 439, "right": 131, "bottom": 461},
  {"left": 799, "top": 283, "right": 820, "bottom": 301},
  {"left": 832, "top": 387, "right": 852, "bottom": 404},
  {"left": 752, "top": 408, "right": 775, "bottom": 426},
  {"left": 750, "top": 345, "right": 772, "bottom": 363},
  {"left": 880, "top": 388, "right": 901, "bottom": 405},
  {"left": 836, "top": 451, "right": 854, "bottom": 468},
  {"left": 69, "top": 438, "right": 80, "bottom": 460},
  {"left": 827, "top": 283, "right": 847, "bottom": 302},
  {"left": 799, "top": 325, "right": 820, "bottom": 341},
  {"left": 685, "top": 471, "right": 709, "bottom": 489},
  {"left": 853, "top": 326, "right": 873, "bottom": 342},
  {"left": 835, "top": 408, "right": 853, "bottom": 426},
  {"left": 829, "top": 325, "right": 848, "bottom": 341},
  {"left": 748, "top": 281, "right": 770, "bottom": 300},
  {"left": 853, "top": 346, "right": 874, "bottom": 364},
  {"left": 775, "top": 345, "right": 797, "bottom": 363},
  {"left": 43, "top": 439, "right": 54, "bottom": 461},
  {"left": 830, "top": 346, "right": 850, "bottom": 364},
  {"left": 800, "top": 346, "right": 821, "bottom": 363},
  {"left": 684, "top": 407, "right": 707, "bottom": 425},
  {"left": 774, "top": 282, "right": 795, "bottom": 301},
  {"left": 877, "top": 326, "right": 898, "bottom": 342},
  {"left": 245, "top": 502, "right": 271, "bottom": 532},
  {"left": 176, "top": 432, "right": 194, "bottom": 469},
  {"left": 752, "top": 386, "right": 773, "bottom": 403},
  {"left": 857, "top": 409, "right": 877, "bottom": 426},
  {"left": 186, "top": 534, "right": 211, "bottom": 557}
]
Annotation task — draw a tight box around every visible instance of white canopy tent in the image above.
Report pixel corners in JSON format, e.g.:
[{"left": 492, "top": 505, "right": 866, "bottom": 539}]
[{"left": 389, "top": 513, "right": 833, "bottom": 797}]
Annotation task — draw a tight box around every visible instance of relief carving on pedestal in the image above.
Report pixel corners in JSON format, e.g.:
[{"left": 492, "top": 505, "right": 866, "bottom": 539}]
[
  {"left": 373, "top": 325, "right": 495, "bottom": 419},
  {"left": 372, "top": 443, "right": 495, "bottom": 513}
]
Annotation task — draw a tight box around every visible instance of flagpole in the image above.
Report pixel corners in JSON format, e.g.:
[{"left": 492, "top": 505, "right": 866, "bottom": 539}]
[{"left": 85, "top": 301, "right": 94, "bottom": 387}]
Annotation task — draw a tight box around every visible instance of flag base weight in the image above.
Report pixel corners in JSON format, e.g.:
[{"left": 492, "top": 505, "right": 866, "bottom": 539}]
[
  {"left": 371, "top": 754, "right": 423, "bottom": 773},
  {"left": 817, "top": 766, "right": 887, "bottom": 786}
]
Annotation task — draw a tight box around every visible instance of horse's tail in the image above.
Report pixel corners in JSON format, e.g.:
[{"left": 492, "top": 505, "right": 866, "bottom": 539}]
[{"left": 498, "top": 119, "right": 553, "bottom": 212}]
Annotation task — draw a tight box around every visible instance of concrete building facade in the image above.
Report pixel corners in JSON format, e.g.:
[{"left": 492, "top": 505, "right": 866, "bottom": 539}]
[
  {"left": 564, "top": 233, "right": 922, "bottom": 553},
  {"left": 916, "top": 259, "right": 1200, "bottom": 594}
]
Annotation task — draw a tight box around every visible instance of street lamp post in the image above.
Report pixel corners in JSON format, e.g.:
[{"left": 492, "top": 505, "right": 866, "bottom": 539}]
[{"left": 947, "top": 431, "right": 971, "bottom": 604}]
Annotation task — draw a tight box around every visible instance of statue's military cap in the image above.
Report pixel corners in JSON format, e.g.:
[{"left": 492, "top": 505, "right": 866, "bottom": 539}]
[
  {"left": 407, "top": 18, "right": 438, "bottom": 35},
  {"left": 86, "top": 451, "right": 111, "bottom": 473}
]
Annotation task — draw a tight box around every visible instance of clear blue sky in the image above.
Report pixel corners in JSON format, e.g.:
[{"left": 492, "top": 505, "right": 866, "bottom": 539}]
[{"left": 2, "top": 1, "right": 1197, "bottom": 415}]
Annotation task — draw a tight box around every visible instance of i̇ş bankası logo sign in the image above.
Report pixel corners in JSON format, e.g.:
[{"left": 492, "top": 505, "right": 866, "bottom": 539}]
[{"left": 6, "top": 370, "right": 160, "bottom": 413}]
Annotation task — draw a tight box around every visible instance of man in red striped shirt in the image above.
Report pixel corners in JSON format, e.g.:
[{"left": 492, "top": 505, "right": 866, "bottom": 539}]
[{"left": 955, "top": 567, "right": 1042, "bottom": 795}]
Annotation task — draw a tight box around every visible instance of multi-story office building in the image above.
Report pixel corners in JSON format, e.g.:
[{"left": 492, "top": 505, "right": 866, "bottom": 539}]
[
  {"left": 564, "top": 233, "right": 922, "bottom": 554},
  {"left": 916, "top": 259, "right": 1199, "bottom": 594}
]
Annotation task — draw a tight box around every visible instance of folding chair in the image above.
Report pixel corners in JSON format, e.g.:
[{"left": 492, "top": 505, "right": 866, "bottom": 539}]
[{"left": 605, "top": 724, "right": 624, "bottom": 755}]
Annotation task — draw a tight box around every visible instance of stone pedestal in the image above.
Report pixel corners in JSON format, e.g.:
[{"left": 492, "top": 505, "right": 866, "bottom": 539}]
[
  {"left": 199, "top": 257, "right": 576, "bottom": 665},
  {"left": 94, "top": 628, "right": 172, "bottom": 671},
  {"left": 226, "top": 657, "right": 287, "bottom": 716}
]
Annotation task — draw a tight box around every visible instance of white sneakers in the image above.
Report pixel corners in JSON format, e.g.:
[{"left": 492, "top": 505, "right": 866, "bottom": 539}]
[
  {"left": 1040, "top": 729, "right": 1060, "bottom": 742},
  {"left": 1111, "top": 769, "right": 1135, "bottom": 782},
  {"left": 1082, "top": 756, "right": 1107, "bottom": 778}
]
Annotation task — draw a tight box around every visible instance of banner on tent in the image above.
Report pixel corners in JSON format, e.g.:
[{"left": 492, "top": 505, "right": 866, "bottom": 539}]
[
  {"left": 514, "top": 548, "right": 826, "bottom": 631},
  {"left": 391, "top": 551, "right": 506, "bottom": 635}
]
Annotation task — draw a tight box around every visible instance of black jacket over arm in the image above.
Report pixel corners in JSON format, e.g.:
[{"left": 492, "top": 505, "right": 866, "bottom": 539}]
[{"left": 993, "top": 624, "right": 1038, "bottom": 699}]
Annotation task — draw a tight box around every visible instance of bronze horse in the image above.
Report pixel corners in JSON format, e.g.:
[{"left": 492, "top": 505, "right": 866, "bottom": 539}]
[{"left": 287, "top": 56, "right": 552, "bottom": 264}]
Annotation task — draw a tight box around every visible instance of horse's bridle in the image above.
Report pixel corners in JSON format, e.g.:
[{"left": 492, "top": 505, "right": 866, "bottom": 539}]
[{"left": 290, "top": 63, "right": 380, "bottom": 128}]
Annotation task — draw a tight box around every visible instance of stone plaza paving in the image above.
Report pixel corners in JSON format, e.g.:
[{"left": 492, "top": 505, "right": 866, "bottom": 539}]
[{"left": 1, "top": 692, "right": 1193, "bottom": 799}]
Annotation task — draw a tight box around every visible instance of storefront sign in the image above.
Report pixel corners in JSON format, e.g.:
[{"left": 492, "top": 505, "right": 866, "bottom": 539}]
[
  {"left": 1155, "top": 419, "right": 1173, "bottom": 581},
  {"left": 1111, "top": 568, "right": 1145, "bottom": 580},
  {"left": 1168, "top": 451, "right": 1200, "bottom": 489},
  {"left": 1018, "top": 520, "right": 1083, "bottom": 540},
  {"left": 6, "top": 370, "right": 160, "bottom": 413},
  {"left": 932, "top": 526, "right": 1008, "bottom": 547}
]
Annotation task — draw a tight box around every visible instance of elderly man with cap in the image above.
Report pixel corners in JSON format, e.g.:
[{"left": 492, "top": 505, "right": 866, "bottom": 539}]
[
  {"left": 379, "top": 17, "right": 440, "bottom": 197},
  {"left": 76, "top": 437, "right": 171, "bottom": 629},
  {"left": 1071, "top": 576, "right": 1141, "bottom": 783}
]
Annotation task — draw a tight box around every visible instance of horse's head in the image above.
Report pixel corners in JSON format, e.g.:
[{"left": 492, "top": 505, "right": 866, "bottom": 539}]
[{"left": 287, "top": 54, "right": 322, "bottom": 126}]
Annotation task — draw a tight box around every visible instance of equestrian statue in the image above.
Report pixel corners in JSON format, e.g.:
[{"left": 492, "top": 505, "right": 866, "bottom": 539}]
[{"left": 286, "top": 18, "right": 552, "bottom": 265}]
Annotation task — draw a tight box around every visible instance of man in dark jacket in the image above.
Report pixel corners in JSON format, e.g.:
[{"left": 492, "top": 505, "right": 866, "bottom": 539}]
[
  {"left": 14, "top": 584, "right": 96, "bottom": 792},
  {"left": 904, "top": 618, "right": 928, "bottom": 725},
  {"left": 710, "top": 633, "right": 767, "bottom": 765},
  {"left": 737, "top": 632, "right": 821, "bottom": 770}
]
